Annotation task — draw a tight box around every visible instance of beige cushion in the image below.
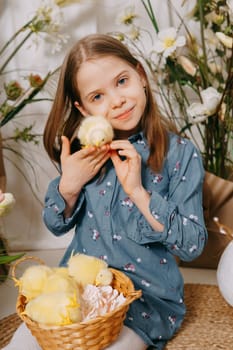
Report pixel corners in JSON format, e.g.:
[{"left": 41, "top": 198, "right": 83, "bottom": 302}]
[{"left": 180, "top": 172, "right": 233, "bottom": 269}]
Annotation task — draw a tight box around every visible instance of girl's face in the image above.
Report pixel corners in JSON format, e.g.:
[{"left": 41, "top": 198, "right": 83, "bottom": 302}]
[{"left": 74, "top": 56, "right": 147, "bottom": 138}]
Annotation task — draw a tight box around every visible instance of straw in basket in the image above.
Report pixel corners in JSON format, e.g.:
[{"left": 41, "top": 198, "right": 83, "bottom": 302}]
[{"left": 12, "top": 256, "right": 142, "bottom": 350}]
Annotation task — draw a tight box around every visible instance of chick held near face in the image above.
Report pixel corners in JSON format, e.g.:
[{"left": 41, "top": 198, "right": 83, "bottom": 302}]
[
  {"left": 77, "top": 115, "right": 114, "bottom": 147},
  {"left": 74, "top": 56, "right": 147, "bottom": 139}
]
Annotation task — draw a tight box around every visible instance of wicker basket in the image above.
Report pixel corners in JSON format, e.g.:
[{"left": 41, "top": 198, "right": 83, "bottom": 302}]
[{"left": 12, "top": 256, "right": 142, "bottom": 350}]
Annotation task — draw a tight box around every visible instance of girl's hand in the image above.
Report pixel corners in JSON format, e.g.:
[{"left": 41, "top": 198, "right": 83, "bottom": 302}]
[
  {"left": 110, "top": 140, "right": 143, "bottom": 197},
  {"left": 59, "top": 136, "right": 110, "bottom": 210},
  {"left": 110, "top": 140, "right": 164, "bottom": 232}
]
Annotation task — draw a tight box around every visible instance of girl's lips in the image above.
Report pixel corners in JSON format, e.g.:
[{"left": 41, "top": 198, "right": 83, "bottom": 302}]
[{"left": 115, "top": 107, "right": 134, "bottom": 120}]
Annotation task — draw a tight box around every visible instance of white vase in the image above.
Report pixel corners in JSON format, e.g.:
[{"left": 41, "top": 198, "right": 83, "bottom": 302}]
[{"left": 217, "top": 240, "right": 233, "bottom": 306}]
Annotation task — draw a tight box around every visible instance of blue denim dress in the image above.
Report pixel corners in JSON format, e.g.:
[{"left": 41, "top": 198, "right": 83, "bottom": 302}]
[{"left": 43, "top": 132, "right": 207, "bottom": 349}]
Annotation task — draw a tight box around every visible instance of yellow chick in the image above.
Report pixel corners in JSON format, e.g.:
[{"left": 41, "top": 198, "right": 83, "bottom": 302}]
[
  {"left": 77, "top": 116, "right": 114, "bottom": 147},
  {"left": 23, "top": 291, "right": 82, "bottom": 326},
  {"left": 42, "top": 271, "right": 78, "bottom": 295},
  {"left": 52, "top": 267, "right": 69, "bottom": 277},
  {"left": 95, "top": 268, "right": 113, "bottom": 287},
  {"left": 67, "top": 253, "right": 113, "bottom": 287},
  {"left": 17, "top": 265, "right": 53, "bottom": 301}
]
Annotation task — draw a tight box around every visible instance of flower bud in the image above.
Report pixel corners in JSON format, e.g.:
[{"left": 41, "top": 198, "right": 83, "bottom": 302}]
[
  {"left": 216, "top": 32, "right": 233, "bottom": 49},
  {"left": 177, "top": 55, "right": 197, "bottom": 76},
  {"left": 29, "top": 74, "right": 43, "bottom": 88},
  {"left": 4, "top": 81, "right": 24, "bottom": 101}
]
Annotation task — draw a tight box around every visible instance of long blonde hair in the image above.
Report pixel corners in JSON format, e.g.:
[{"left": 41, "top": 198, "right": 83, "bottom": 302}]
[{"left": 43, "top": 33, "right": 173, "bottom": 172}]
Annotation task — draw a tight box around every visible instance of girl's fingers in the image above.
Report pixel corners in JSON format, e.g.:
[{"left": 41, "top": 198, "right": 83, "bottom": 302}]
[
  {"left": 79, "top": 144, "right": 109, "bottom": 158},
  {"left": 60, "top": 136, "right": 71, "bottom": 160},
  {"left": 110, "top": 150, "right": 121, "bottom": 167},
  {"left": 110, "top": 140, "right": 132, "bottom": 149}
]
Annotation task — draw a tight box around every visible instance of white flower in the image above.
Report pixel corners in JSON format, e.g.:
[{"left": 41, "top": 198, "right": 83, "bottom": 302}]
[
  {"left": 34, "top": 3, "right": 63, "bottom": 33},
  {"left": 29, "top": 2, "right": 71, "bottom": 53},
  {"left": 216, "top": 32, "right": 233, "bottom": 49},
  {"left": 153, "top": 27, "right": 186, "bottom": 57},
  {"left": 117, "top": 6, "right": 137, "bottom": 26},
  {"left": 201, "top": 87, "right": 222, "bottom": 114},
  {"left": 187, "top": 103, "right": 210, "bottom": 123},
  {"left": 204, "top": 28, "right": 220, "bottom": 50},
  {"left": 188, "top": 87, "right": 222, "bottom": 123},
  {"left": 128, "top": 26, "right": 140, "bottom": 40}
]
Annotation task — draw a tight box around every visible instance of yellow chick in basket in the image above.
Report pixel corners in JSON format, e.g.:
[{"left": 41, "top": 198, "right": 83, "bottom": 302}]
[
  {"left": 16, "top": 265, "right": 53, "bottom": 301},
  {"left": 77, "top": 115, "right": 114, "bottom": 147},
  {"left": 42, "top": 269, "right": 78, "bottom": 295},
  {"left": 52, "top": 267, "right": 69, "bottom": 277},
  {"left": 23, "top": 291, "right": 82, "bottom": 326},
  {"left": 67, "top": 253, "right": 113, "bottom": 288},
  {"left": 95, "top": 268, "right": 114, "bottom": 287}
]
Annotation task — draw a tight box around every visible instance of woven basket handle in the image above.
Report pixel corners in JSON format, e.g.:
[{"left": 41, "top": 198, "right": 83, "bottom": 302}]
[
  {"left": 126, "top": 289, "right": 142, "bottom": 304},
  {"left": 11, "top": 255, "right": 45, "bottom": 284}
]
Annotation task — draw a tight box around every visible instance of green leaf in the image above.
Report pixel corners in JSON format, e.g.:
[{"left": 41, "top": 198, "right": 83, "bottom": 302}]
[{"left": 0, "top": 252, "right": 25, "bottom": 265}]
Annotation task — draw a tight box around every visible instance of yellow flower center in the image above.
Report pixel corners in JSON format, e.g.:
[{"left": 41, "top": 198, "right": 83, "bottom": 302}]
[{"left": 164, "top": 38, "right": 175, "bottom": 48}]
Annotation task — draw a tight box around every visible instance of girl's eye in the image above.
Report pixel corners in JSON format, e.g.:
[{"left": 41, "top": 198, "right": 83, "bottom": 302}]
[
  {"left": 93, "top": 94, "right": 101, "bottom": 101},
  {"left": 118, "top": 77, "right": 127, "bottom": 85}
]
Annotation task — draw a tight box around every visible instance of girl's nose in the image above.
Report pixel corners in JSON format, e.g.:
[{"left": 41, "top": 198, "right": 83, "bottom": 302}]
[{"left": 111, "top": 94, "right": 126, "bottom": 109}]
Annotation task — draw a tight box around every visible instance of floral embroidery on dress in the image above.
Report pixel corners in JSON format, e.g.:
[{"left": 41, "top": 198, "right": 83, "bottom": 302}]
[
  {"left": 183, "top": 217, "right": 188, "bottom": 226},
  {"left": 99, "top": 189, "right": 106, "bottom": 196},
  {"left": 120, "top": 197, "right": 134, "bottom": 210},
  {"left": 160, "top": 258, "right": 167, "bottom": 264},
  {"left": 98, "top": 255, "right": 108, "bottom": 262},
  {"left": 141, "top": 279, "right": 151, "bottom": 287},
  {"left": 193, "top": 152, "right": 198, "bottom": 158},
  {"left": 177, "top": 138, "right": 186, "bottom": 145},
  {"left": 173, "top": 161, "right": 181, "bottom": 172},
  {"left": 113, "top": 234, "right": 122, "bottom": 241},
  {"left": 123, "top": 263, "right": 136, "bottom": 272},
  {"left": 168, "top": 314, "right": 177, "bottom": 327},
  {"left": 152, "top": 210, "right": 160, "bottom": 220},
  {"left": 152, "top": 174, "right": 163, "bottom": 183},
  {"left": 189, "top": 245, "right": 197, "bottom": 253},
  {"left": 87, "top": 211, "right": 93, "bottom": 218},
  {"left": 189, "top": 214, "right": 198, "bottom": 221},
  {"left": 141, "top": 311, "right": 151, "bottom": 319},
  {"left": 92, "top": 229, "right": 100, "bottom": 241}
]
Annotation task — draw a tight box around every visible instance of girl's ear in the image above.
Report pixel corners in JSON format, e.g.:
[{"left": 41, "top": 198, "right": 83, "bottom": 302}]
[
  {"left": 74, "top": 101, "right": 89, "bottom": 117},
  {"left": 136, "top": 63, "right": 147, "bottom": 88}
]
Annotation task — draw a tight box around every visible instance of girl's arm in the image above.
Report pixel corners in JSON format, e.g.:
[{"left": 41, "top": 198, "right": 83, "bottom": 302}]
[
  {"left": 43, "top": 136, "right": 111, "bottom": 234},
  {"left": 110, "top": 138, "right": 207, "bottom": 262},
  {"left": 110, "top": 140, "right": 164, "bottom": 232},
  {"left": 59, "top": 136, "right": 110, "bottom": 217}
]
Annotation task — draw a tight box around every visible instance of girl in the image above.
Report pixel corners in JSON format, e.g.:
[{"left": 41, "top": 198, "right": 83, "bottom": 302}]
[{"left": 4, "top": 34, "right": 207, "bottom": 350}]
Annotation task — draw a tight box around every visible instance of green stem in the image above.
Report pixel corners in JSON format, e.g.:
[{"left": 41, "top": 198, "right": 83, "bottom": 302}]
[
  {"left": 0, "top": 16, "right": 36, "bottom": 56},
  {"left": 141, "top": 0, "right": 159, "bottom": 33},
  {"left": 197, "top": 0, "right": 208, "bottom": 88},
  {"left": 0, "top": 31, "right": 34, "bottom": 74}
]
